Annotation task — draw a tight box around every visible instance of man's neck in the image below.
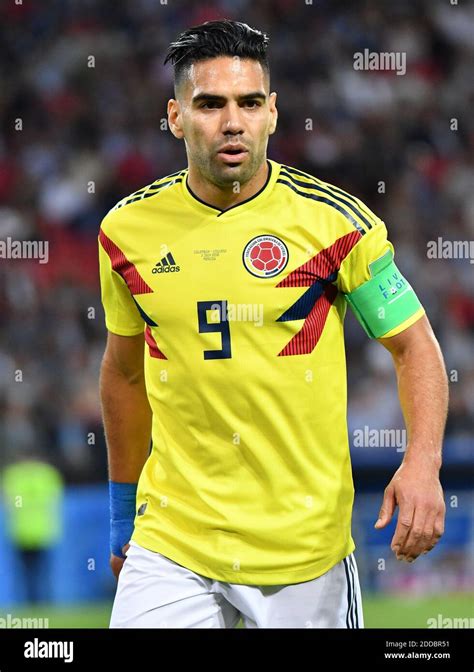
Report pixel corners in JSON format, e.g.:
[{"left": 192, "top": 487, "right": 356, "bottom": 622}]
[{"left": 187, "top": 160, "right": 269, "bottom": 211}]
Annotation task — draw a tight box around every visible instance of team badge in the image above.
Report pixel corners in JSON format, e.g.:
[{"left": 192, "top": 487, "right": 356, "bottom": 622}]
[{"left": 242, "top": 235, "right": 289, "bottom": 278}]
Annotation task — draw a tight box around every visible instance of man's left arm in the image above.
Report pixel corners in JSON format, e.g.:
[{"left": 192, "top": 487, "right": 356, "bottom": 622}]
[{"left": 375, "top": 314, "right": 448, "bottom": 562}]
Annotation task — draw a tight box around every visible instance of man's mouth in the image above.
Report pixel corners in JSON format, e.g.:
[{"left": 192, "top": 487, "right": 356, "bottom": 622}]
[{"left": 217, "top": 145, "right": 248, "bottom": 163}]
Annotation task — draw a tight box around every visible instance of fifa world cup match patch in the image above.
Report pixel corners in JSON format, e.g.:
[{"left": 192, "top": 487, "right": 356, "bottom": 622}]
[{"left": 344, "top": 250, "right": 423, "bottom": 338}]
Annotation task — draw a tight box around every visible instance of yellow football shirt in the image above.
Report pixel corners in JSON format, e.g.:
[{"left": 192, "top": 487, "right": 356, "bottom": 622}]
[{"left": 98, "top": 159, "right": 424, "bottom": 585}]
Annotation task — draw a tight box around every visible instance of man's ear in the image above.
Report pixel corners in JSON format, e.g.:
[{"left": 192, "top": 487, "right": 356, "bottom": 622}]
[
  {"left": 268, "top": 91, "right": 278, "bottom": 135},
  {"left": 167, "top": 99, "right": 184, "bottom": 139}
]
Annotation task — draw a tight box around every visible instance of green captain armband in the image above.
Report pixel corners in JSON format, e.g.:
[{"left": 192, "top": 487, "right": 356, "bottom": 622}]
[{"left": 344, "top": 250, "right": 423, "bottom": 338}]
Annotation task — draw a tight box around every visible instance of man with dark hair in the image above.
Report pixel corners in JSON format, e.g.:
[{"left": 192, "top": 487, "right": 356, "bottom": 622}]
[{"left": 99, "top": 19, "right": 448, "bottom": 628}]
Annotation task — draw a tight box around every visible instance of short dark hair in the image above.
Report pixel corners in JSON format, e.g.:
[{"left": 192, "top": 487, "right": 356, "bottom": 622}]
[{"left": 164, "top": 19, "right": 270, "bottom": 92}]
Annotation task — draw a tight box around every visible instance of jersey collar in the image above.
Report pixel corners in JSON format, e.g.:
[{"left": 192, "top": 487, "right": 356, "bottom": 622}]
[{"left": 181, "top": 159, "right": 280, "bottom": 218}]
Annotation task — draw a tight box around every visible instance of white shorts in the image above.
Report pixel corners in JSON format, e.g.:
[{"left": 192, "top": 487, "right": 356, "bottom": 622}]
[{"left": 110, "top": 540, "right": 364, "bottom": 628}]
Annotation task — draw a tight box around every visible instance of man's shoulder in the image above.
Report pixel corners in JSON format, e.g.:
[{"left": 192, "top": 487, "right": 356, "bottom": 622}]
[
  {"left": 277, "top": 162, "right": 362, "bottom": 204},
  {"left": 276, "top": 162, "right": 383, "bottom": 235},
  {"left": 102, "top": 168, "right": 187, "bottom": 223}
]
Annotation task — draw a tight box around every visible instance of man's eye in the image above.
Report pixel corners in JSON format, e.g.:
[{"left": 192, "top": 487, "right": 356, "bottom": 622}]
[
  {"left": 201, "top": 102, "right": 219, "bottom": 109},
  {"left": 244, "top": 101, "right": 260, "bottom": 108}
]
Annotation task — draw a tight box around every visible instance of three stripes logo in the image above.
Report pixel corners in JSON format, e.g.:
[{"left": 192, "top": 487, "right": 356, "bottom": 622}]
[{"left": 152, "top": 251, "right": 180, "bottom": 274}]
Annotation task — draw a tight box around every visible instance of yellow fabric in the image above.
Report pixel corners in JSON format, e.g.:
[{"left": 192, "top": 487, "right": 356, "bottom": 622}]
[
  {"left": 97, "top": 238, "right": 145, "bottom": 336},
  {"left": 98, "top": 160, "right": 422, "bottom": 585},
  {"left": 2, "top": 461, "right": 63, "bottom": 548}
]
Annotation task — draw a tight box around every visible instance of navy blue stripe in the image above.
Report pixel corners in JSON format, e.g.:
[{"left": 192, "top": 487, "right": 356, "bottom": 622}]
[
  {"left": 117, "top": 177, "right": 183, "bottom": 209},
  {"left": 146, "top": 177, "right": 184, "bottom": 192},
  {"left": 277, "top": 282, "right": 324, "bottom": 321},
  {"left": 277, "top": 271, "right": 337, "bottom": 322},
  {"left": 280, "top": 169, "right": 373, "bottom": 231},
  {"left": 163, "top": 169, "right": 186, "bottom": 180},
  {"left": 143, "top": 178, "right": 183, "bottom": 197},
  {"left": 348, "top": 555, "right": 356, "bottom": 628},
  {"left": 277, "top": 179, "right": 366, "bottom": 235},
  {"left": 132, "top": 297, "right": 158, "bottom": 326},
  {"left": 167, "top": 252, "right": 176, "bottom": 265},
  {"left": 117, "top": 196, "right": 144, "bottom": 206},
  {"left": 343, "top": 557, "right": 354, "bottom": 628},
  {"left": 349, "top": 555, "right": 360, "bottom": 628},
  {"left": 282, "top": 165, "right": 376, "bottom": 225},
  {"left": 147, "top": 170, "right": 186, "bottom": 189}
]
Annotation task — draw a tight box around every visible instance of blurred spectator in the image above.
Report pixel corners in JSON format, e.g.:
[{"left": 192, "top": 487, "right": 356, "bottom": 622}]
[{"left": 2, "top": 451, "right": 64, "bottom": 603}]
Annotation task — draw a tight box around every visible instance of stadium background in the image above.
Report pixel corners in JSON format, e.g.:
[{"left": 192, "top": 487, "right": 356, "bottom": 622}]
[{"left": 0, "top": 0, "right": 472, "bottom": 628}]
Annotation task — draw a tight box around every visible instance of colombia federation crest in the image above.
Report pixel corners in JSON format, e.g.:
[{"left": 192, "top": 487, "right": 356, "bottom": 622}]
[{"left": 242, "top": 235, "right": 289, "bottom": 278}]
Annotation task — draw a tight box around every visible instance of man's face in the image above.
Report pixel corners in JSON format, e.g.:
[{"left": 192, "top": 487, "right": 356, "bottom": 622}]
[{"left": 168, "top": 56, "right": 278, "bottom": 187}]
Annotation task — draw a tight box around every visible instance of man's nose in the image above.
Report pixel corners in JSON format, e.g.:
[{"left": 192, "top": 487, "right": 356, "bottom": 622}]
[{"left": 221, "top": 102, "right": 244, "bottom": 134}]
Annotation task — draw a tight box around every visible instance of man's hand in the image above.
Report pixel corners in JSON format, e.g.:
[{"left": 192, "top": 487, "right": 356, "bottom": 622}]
[
  {"left": 374, "top": 458, "right": 445, "bottom": 562},
  {"left": 110, "top": 543, "right": 130, "bottom": 580}
]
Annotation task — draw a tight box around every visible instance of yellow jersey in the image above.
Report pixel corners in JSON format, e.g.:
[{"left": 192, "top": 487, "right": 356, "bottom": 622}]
[{"left": 98, "top": 159, "right": 424, "bottom": 585}]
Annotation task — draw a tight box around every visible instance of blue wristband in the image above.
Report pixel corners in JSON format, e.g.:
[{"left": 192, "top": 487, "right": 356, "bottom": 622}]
[{"left": 109, "top": 481, "right": 137, "bottom": 558}]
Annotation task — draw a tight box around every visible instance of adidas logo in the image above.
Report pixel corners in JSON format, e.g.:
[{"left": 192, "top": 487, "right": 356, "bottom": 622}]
[{"left": 152, "top": 251, "right": 180, "bottom": 273}]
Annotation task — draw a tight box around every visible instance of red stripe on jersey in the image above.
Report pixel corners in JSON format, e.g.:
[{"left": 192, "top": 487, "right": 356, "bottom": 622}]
[
  {"left": 145, "top": 325, "right": 167, "bottom": 360},
  {"left": 276, "top": 230, "right": 361, "bottom": 289},
  {"left": 277, "top": 230, "right": 362, "bottom": 356},
  {"left": 278, "top": 284, "right": 338, "bottom": 356},
  {"left": 99, "top": 228, "right": 153, "bottom": 295}
]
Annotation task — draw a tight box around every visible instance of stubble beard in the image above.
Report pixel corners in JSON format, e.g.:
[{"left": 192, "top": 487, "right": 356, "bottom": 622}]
[{"left": 193, "top": 146, "right": 263, "bottom": 190}]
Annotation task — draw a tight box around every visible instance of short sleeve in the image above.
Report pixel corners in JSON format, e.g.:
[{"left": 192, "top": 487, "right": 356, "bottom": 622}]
[
  {"left": 98, "top": 232, "right": 145, "bottom": 336},
  {"left": 337, "top": 219, "right": 393, "bottom": 295}
]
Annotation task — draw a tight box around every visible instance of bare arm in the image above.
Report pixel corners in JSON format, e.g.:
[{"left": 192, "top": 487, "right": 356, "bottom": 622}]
[
  {"left": 100, "top": 331, "right": 152, "bottom": 576},
  {"left": 100, "top": 331, "right": 152, "bottom": 483},
  {"left": 374, "top": 315, "right": 448, "bottom": 561},
  {"left": 379, "top": 315, "right": 448, "bottom": 470}
]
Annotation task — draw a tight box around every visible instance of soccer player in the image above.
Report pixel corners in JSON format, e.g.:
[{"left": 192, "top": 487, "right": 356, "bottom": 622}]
[{"left": 99, "top": 20, "right": 448, "bottom": 628}]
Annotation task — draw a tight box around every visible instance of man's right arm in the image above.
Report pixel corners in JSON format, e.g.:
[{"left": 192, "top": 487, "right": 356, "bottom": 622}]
[
  {"left": 100, "top": 330, "right": 152, "bottom": 482},
  {"left": 100, "top": 330, "right": 152, "bottom": 577}
]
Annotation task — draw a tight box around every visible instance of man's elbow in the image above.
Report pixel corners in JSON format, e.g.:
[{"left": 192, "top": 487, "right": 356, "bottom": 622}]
[
  {"left": 378, "top": 315, "right": 441, "bottom": 360},
  {"left": 100, "top": 331, "right": 146, "bottom": 387}
]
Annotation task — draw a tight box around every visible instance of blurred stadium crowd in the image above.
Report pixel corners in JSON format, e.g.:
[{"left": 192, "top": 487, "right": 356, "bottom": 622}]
[{"left": 0, "top": 0, "right": 473, "bottom": 482}]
